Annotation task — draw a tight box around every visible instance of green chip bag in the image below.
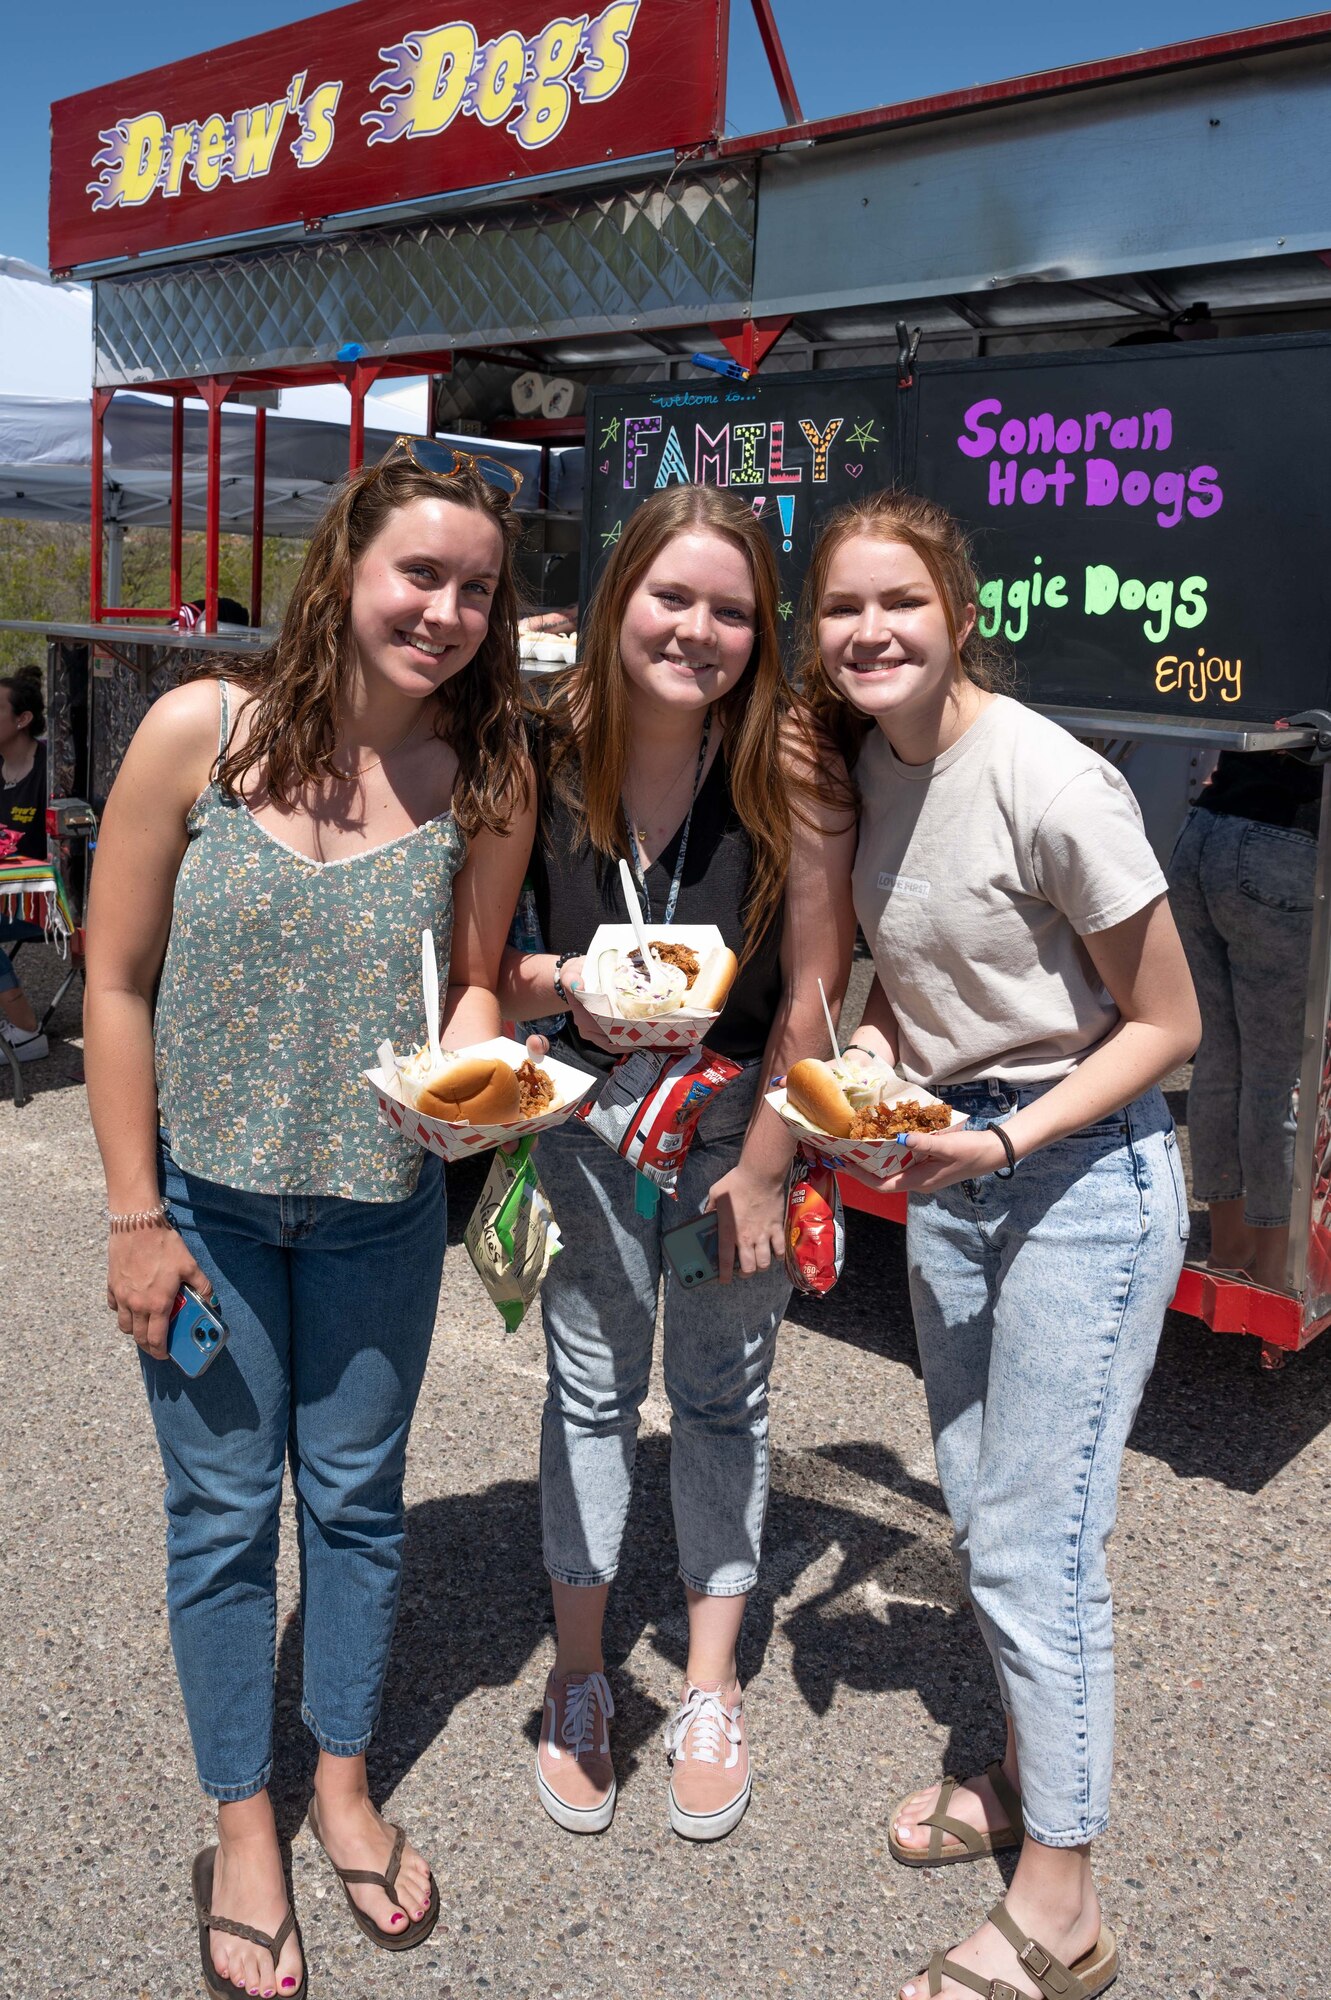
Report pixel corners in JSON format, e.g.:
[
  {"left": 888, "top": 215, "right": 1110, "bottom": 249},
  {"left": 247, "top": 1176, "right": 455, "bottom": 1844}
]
[{"left": 464, "top": 1139, "right": 562, "bottom": 1332}]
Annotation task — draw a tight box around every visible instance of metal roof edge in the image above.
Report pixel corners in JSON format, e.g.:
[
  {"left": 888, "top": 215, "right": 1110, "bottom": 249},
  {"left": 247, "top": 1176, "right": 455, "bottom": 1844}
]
[{"left": 718, "top": 10, "right": 1331, "bottom": 158}]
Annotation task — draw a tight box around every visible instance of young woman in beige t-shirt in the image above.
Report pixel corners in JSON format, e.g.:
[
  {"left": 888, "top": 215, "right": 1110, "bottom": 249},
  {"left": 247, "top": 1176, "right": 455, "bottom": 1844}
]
[{"left": 801, "top": 491, "right": 1200, "bottom": 2000}]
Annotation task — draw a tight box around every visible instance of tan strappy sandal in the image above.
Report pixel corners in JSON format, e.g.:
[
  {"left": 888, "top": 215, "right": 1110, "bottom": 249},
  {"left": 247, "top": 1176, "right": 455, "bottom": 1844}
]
[
  {"left": 191, "top": 1847, "right": 307, "bottom": 2000},
  {"left": 306, "top": 1797, "right": 440, "bottom": 1952},
  {"left": 889, "top": 1761, "right": 1024, "bottom": 1867},
  {"left": 909, "top": 1897, "right": 1118, "bottom": 1998}
]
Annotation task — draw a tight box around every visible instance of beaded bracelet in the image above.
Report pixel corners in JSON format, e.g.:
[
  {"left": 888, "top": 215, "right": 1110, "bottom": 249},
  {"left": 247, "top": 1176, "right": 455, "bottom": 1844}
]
[{"left": 106, "top": 1201, "right": 171, "bottom": 1234}]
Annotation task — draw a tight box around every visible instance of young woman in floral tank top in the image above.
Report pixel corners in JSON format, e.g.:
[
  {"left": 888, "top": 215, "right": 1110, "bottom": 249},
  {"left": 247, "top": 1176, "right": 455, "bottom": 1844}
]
[{"left": 85, "top": 451, "right": 536, "bottom": 2000}]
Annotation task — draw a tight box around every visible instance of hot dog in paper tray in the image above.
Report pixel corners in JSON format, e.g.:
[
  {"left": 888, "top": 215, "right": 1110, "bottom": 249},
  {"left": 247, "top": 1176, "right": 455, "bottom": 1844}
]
[
  {"left": 365, "top": 1034, "right": 593, "bottom": 1162},
  {"left": 767, "top": 1055, "right": 966, "bottom": 1177},
  {"left": 577, "top": 922, "right": 739, "bottom": 1049}
]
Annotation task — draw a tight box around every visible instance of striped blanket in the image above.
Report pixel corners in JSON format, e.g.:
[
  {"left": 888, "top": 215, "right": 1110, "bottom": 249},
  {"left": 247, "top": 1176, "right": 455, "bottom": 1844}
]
[{"left": 0, "top": 861, "right": 75, "bottom": 948}]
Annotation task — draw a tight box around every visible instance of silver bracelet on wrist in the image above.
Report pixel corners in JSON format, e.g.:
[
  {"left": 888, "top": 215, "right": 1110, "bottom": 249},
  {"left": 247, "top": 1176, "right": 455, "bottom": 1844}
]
[{"left": 106, "top": 1201, "right": 171, "bottom": 1234}]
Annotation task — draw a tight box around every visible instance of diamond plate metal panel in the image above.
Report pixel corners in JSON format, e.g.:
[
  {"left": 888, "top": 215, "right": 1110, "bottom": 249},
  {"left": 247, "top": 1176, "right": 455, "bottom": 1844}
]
[{"left": 93, "top": 170, "right": 755, "bottom": 387}]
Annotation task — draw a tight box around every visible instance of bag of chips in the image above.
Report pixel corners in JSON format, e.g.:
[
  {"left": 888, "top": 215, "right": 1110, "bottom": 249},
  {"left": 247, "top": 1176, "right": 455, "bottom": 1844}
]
[
  {"left": 464, "top": 1139, "right": 563, "bottom": 1331},
  {"left": 784, "top": 1148, "right": 846, "bottom": 1296},
  {"left": 577, "top": 1045, "right": 743, "bottom": 1197}
]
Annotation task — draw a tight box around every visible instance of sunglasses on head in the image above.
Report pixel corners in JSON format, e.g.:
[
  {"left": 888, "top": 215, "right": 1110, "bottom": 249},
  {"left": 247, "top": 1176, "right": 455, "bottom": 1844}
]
[{"left": 379, "top": 434, "right": 524, "bottom": 500}]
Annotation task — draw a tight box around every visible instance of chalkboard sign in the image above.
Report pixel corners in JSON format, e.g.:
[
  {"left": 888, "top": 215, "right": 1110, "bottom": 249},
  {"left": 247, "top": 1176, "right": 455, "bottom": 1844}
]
[
  {"left": 582, "top": 373, "right": 898, "bottom": 639},
  {"left": 581, "top": 333, "right": 1331, "bottom": 725},
  {"left": 908, "top": 335, "right": 1331, "bottom": 724}
]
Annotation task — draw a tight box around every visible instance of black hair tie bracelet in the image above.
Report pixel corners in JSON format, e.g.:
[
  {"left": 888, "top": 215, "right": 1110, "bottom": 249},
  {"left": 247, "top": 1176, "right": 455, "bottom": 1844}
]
[{"left": 983, "top": 1120, "right": 1018, "bottom": 1179}]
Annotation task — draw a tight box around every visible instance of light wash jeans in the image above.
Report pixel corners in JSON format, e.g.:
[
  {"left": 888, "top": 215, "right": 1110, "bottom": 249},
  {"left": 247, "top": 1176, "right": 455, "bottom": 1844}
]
[
  {"left": 142, "top": 1139, "right": 446, "bottom": 1801},
  {"left": 907, "top": 1081, "right": 1187, "bottom": 1847},
  {"left": 1168, "top": 805, "right": 1316, "bottom": 1226},
  {"left": 535, "top": 1063, "right": 789, "bottom": 1597}
]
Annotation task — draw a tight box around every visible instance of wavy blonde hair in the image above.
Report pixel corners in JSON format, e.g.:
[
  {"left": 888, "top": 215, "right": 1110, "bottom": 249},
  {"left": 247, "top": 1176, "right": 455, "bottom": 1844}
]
[
  {"left": 537, "top": 485, "right": 847, "bottom": 965},
  {"left": 797, "top": 488, "right": 1013, "bottom": 770},
  {"left": 191, "top": 457, "right": 527, "bottom": 837}
]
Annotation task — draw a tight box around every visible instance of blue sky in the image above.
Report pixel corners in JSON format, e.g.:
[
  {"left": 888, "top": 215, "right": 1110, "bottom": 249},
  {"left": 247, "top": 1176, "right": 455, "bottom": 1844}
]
[{"left": 6, "top": 1, "right": 1296, "bottom": 269}]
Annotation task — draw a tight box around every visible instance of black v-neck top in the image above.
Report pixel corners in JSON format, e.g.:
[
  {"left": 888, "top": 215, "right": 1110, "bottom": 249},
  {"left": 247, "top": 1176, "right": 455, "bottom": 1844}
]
[{"left": 530, "top": 729, "right": 784, "bottom": 1075}]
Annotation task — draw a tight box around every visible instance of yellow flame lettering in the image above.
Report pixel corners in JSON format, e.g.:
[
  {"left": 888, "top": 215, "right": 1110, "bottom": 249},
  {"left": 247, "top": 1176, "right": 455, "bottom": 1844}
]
[
  {"left": 86, "top": 112, "right": 167, "bottom": 210},
  {"left": 510, "top": 15, "right": 585, "bottom": 150},
  {"left": 363, "top": 24, "right": 478, "bottom": 143},
  {"left": 192, "top": 113, "right": 229, "bottom": 191},
  {"left": 230, "top": 99, "right": 288, "bottom": 181},
  {"left": 161, "top": 122, "right": 196, "bottom": 197},
  {"left": 468, "top": 30, "right": 527, "bottom": 125},
  {"left": 292, "top": 81, "right": 342, "bottom": 168},
  {"left": 572, "top": 0, "right": 640, "bottom": 102}
]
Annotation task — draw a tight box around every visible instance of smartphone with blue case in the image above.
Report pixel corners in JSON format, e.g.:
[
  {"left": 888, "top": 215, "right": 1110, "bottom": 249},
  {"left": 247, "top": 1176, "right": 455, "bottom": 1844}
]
[
  {"left": 662, "top": 1212, "right": 721, "bottom": 1288},
  {"left": 168, "top": 1285, "right": 229, "bottom": 1376}
]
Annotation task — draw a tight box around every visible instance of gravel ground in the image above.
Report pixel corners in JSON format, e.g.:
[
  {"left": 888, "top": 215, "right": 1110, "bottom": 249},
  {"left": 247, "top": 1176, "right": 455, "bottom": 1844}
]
[{"left": 2, "top": 950, "right": 1328, "bottom": 2000}]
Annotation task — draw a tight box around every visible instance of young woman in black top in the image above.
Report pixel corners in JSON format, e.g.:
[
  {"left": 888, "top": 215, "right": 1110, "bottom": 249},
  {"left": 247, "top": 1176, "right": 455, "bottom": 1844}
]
[
  {"left": 501, "top": 486, "right": 855, "bottom": 1842},
  {"left": 0, "top": 665, "right": 52, "bottom": 1061}
]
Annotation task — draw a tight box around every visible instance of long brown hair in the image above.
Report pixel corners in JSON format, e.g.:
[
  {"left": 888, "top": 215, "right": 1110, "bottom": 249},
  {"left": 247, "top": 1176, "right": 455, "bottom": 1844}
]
[
  {"left": 195, "top": 456, "right": 527, "bottom": 837},
  {"left": 539, "top": 484, "right": 843, "bottom": 964},
  {"left": 797, "top": 489, "right": 1013, "bottom": 770}
]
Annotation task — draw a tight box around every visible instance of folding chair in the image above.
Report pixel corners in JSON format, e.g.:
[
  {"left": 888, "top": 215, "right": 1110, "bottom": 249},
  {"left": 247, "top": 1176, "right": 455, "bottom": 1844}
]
[{"left": 1, "top": 800, "right": 93, "bottom": 1107}]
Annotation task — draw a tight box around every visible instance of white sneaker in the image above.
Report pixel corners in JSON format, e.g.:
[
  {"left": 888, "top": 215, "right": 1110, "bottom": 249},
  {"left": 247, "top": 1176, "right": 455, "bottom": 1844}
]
[{"left": 0, "top": 1021, "right": 48, "bottom": 1062}]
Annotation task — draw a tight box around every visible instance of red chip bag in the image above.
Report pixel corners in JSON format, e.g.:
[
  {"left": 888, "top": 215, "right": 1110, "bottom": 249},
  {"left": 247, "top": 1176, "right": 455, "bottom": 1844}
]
[
  {"left": 784, "top": 1149, "right": 846, "bottom": 1295},
  {"left": 578, "top": 1045, "right": 743, "bottom": 1195}
]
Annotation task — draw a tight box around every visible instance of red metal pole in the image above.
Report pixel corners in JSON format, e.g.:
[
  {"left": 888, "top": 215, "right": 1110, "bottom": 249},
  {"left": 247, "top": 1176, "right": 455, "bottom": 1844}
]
[
  {"left": 748, "top": 0, "right": 804, "bottom": 124},
  {"left": 170, "top": 393, "right": 184, "bottom": 615},
  {"left": 250, "top": 407, "right": 266, "bottom": 627},
  {"left": 195, "top": 378, "right": 232, "bottom": 629},
  {"left": 90, "top": 388, "right": 113, "bottom": 623},
  {"left": 349, "top": 365, "right": 367, "bottom": 472}
]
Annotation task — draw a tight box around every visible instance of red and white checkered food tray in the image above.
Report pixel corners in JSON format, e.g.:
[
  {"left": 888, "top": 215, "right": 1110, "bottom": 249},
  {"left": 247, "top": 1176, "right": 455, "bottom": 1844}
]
[
  {"left": 577, "top": 922, "right": 727, "bottom": 1050},
  {"left": 767, "top": 1079, "right": 967, "bottom": 1178},
  {"left": 365, "top": 1035, "right": 594, "bottom": 1162}
]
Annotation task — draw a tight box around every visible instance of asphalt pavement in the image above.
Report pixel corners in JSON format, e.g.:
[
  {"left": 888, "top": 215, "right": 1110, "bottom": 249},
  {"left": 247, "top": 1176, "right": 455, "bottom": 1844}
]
[{"left": 2, "top": 948, "right": 1327, "bottom": 2000}]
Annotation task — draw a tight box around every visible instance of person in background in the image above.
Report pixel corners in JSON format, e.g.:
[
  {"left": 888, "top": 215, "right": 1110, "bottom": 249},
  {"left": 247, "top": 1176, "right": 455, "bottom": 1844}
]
[
  {"left": 0, "top": 665, "right": 51, "bottom": 1062},
  {"left": 1168, "top": 747, "right": 1321, "bottom": 1289},
  {"left": 85, "top": 447, "right": 536, "bottom": 2000},
  {"left": 802, "top": 489, "right": 1199, "bottom": 2000},
  {"left": 501, "top": 485, "right": 856, "bottom": 1845}
]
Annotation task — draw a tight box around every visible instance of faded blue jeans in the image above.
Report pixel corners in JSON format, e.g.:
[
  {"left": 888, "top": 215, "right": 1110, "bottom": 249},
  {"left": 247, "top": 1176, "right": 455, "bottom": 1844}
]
[
  {"left": 535, "top": 1063, "right": 789, "bottom": 1597},
  {"left": 1168, "top": 805, "right": 1316, "bottom": 1226},
  {"left": 141, "top": 1139, "right": 446, "bottom": 1801},
  {"left": 907, "top": 1082, "right": 1187, "bottom": 1847}
]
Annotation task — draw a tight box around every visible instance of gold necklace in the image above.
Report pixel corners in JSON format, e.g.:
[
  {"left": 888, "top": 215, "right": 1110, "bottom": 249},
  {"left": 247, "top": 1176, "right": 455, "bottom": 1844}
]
[
  {"left": 626, "top": 727, "right": 707, "bottom": 844},
  {"left": 339, "top": 709, "right": 426, "bottom": 780}
]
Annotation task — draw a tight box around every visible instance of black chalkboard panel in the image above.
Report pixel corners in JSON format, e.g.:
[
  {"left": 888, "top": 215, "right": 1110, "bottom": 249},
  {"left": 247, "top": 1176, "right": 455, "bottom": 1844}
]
[
  {"left": 907, "top": 335, "right": 1331, "bottom": 724},
  {"left": 581, "top": 334, "right": 1331, "bottom": 724},
  {"left": 581, "top": 372, "right": 898, "bottom": 641}
]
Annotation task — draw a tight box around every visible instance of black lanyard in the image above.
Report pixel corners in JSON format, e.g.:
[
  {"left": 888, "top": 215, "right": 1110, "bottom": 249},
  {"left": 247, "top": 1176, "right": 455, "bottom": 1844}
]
[{"left": 622, "top": 712, "right": 712, "bottom": 925}]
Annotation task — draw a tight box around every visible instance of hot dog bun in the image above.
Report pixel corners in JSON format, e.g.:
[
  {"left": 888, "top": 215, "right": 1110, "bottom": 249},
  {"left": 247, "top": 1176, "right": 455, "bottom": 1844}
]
[
  {"left": 785, "top": 1058, "right": 856, "bottom": 1138},
  {"left": 416, "top": 1055, "right": 521, "bottom": 1124},
  {"left": 688, "top": 944, "right": 739, "bottom": 1013}
]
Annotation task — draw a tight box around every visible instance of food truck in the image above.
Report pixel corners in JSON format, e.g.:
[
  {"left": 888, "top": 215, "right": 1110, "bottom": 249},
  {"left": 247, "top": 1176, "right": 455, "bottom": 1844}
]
[{"left": 11, "top": 2, "right": 1331, "bottom": 1357}]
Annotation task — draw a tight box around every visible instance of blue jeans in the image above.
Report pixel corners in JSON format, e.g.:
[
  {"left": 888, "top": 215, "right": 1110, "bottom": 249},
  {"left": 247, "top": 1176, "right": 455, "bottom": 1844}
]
[
  {"left": 143, "top": 1140, "right": 446, "bottom": 1801},
  {"left": 0, "top": 914, "right": 43, "bottom": 992},
  {"left": 535, "top": 1064, "right": 789, "bottom": 1596},
  {"left": 1168, "top": 806, "right": 1315, "bottom": 1226},
  {"left": 906, "top": 1082, "right": 1187, "bottom": 1847}
]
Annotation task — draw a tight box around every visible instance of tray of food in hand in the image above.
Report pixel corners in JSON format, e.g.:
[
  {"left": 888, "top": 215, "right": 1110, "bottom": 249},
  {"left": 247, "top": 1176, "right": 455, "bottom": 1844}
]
[
  {"left": 576, "top": 923, "right": 739, "bottom": 1049},
  {"left": 365, "top": 1035, "right": 595, "bottom": 1161},
  {"left": 767, "top": 1055, "right": 967, "bottom": 1177}
]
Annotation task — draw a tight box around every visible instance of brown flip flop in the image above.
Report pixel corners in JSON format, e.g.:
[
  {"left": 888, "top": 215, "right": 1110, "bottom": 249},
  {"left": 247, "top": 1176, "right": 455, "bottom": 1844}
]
[
  {"left": 191, "top": 1847, "right": 306, "bottom": 2000},
  {"left": 889, "top": 1761, "right": 1024, "bottom": 1867},
  {"left": 306, "top": 1797, "right": 439, "bottom": 1952},
  {"left": 911, "top": 1897, "right": 1118, "bottom": 1997}
]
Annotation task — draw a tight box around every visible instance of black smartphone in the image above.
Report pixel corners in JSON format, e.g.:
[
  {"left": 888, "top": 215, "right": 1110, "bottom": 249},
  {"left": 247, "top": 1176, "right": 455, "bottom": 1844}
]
[{"left": 662, "top": 1212, "right": 721, "bottom": 1287}]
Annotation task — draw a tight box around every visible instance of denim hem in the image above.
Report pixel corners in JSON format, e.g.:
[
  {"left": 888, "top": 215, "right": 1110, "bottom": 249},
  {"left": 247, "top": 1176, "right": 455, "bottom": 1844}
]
[
  {"left": 1245, "top": 1212, "right": 1292, "bottom": 1230},
  {"left": 1022, "top": 1814, "right": 1109, "bottom": 1849},
  {"left": 678, "top": 1567, "right": 757, "bottom": 1599},
  {"left": 301, "top": 1702, "right": 374, "bottom": 1758},
  {"left": 544, "top": 1562, "right": 618, "bottom": 1589},
  {"left": 1190, "top": 1182, "right": 1243, "bottom": 1204},
  {"left": 199, "top": 1761, "right": 274, "bottom": 1804}
]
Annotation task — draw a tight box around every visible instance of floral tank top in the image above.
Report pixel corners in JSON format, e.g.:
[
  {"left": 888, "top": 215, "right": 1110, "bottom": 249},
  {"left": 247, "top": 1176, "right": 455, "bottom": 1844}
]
[{"left": 154, "top": 681, "right": 468, "bottom": 1202}]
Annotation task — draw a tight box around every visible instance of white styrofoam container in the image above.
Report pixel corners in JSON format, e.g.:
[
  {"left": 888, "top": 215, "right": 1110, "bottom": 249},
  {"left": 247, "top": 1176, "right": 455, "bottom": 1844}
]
[
  {"left": 365, "top": 1035, "right": 595, "bottom": 1162},
  {"left": 577, "top": 922, "right": 728, "bottom": 1049},
  {"left": 767, "top": 1079, "right": 967, "bottom": 1177}
]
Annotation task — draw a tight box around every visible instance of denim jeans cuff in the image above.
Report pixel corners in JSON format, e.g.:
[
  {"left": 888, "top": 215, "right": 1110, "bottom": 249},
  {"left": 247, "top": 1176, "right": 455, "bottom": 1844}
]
[
  {"left": 677, "top": 1566, "right": 757, "bottom": 1599},
  {"left": 544, "top": 1561, "right": 618, "bottom": 1589},
  {"left": 1245, "top": 1211, "right": 1291, "bottom": 1229},
  {"left": 1191, "top": 1179, "right": 1242, "bottom": 1203},
  {"left": 1021, "top": 1812, "right": 1109, "bottom": 1849},
  {"left": 199, "top": 1759, "right": 274, "bottom": 1804},
  {"left": 301, "top": 1702, "right": 375, "bottom": 1759}
]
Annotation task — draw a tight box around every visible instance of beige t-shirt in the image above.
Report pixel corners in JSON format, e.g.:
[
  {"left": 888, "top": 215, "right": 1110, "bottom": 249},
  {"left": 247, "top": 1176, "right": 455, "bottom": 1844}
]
[{"left": 852, "top": 695, "right": 1167, "bottom": 1086}]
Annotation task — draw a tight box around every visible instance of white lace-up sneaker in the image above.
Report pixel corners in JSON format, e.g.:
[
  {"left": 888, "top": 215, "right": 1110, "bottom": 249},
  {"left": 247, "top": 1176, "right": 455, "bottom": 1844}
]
[
  {"left": 0, "top": 1021, "right": 48, "bottom": 1062},
  {"left": 664, "top": 1681, "right": 751, "bottom": 1841},
  {"left": 535, "top": 1670, "right": 617, "bottom": 1834}
]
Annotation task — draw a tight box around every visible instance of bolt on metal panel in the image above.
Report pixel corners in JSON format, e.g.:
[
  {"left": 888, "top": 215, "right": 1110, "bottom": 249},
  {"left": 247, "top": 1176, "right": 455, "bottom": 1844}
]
[{"left": 92, "top": 169, "right": 756, "bottom": 387}]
